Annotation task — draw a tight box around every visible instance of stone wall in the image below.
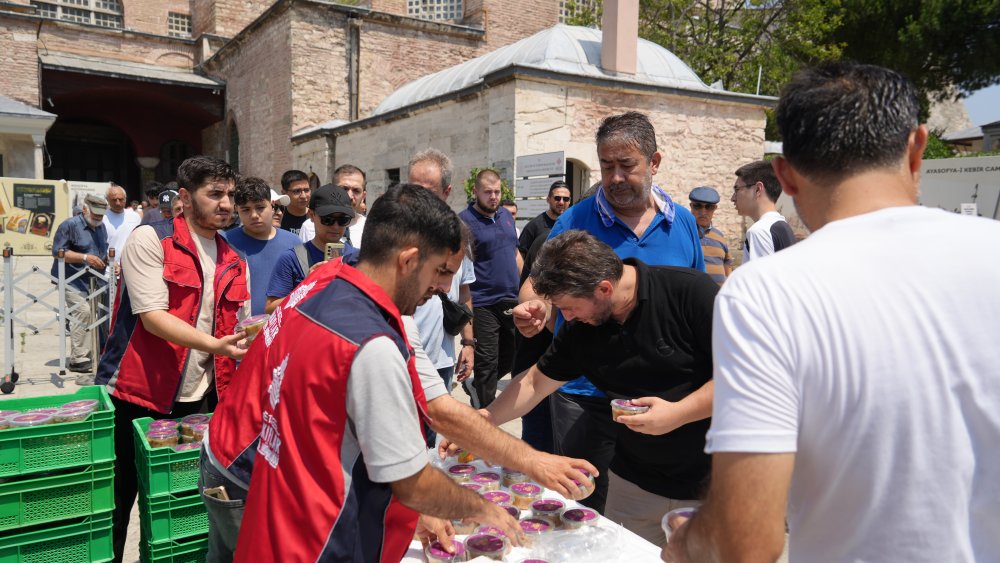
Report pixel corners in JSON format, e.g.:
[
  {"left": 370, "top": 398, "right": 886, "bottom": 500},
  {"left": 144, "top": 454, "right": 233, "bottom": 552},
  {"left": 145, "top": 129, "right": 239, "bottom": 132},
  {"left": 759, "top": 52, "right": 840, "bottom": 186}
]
[
  {"left": 205, "top": 8, "right": 293, "bottom": 185},
  {"left": 307, "top": 81, "right": 516, "bottom": 210},
  {"left": 0, "top": 135, "right": 36, "bottom": 178},
  {"left": 480, "top": 0, "right": 558, "bottom": 50},
  {"left": 124, "top": 0, "right": 191, "bottom": 37},
  {"left": 288, "top": 6, "right": 351, "bottom": 132},
  {"left": 514, "top": 79, "right": 769, "bottom": 256},
  {"left": 39, "top": 21, "right": 197, "bottom": 68},
  {"left": 0, "top": 18, "right": 41, "bottom": 105}
]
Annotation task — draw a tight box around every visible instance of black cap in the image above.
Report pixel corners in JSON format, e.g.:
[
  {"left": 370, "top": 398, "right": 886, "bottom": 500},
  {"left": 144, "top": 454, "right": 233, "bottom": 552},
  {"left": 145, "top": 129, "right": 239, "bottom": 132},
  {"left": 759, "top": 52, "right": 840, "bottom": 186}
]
[
  {"left": 159, "top": 190, "right": 179, "bottom": 208},
  {"left": 310, "top": 184, "right": 355, "bottom": 217}
]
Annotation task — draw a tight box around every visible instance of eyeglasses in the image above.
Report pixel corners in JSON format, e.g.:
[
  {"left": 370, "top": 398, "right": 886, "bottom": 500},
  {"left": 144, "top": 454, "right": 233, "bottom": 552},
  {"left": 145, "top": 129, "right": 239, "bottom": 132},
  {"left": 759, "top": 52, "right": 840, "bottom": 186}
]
[
  {"left": 691, "top": 203, "right": 717, "bottom": 211},
  {"left": 272, "top": 205, "right": 285, "bottom": 213},
  {"left": 551, "top": 196, "right": 571, "bottom": 203},
  {"left": 319, "top": 214, "right": 352, "bottom": 226},
  {"left": 288, "top": 188, "right": 311, "bottom": 196},
  {"left": 734, "top": 182, "right": 757, "bottom": 193}
]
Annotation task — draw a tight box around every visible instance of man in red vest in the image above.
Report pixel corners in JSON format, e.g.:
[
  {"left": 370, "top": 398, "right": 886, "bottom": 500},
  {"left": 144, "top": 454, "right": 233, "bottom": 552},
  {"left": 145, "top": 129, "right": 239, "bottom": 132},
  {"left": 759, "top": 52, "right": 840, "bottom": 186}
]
[{"left": 95, "top": 156, "right": 249, "bottom": 562}]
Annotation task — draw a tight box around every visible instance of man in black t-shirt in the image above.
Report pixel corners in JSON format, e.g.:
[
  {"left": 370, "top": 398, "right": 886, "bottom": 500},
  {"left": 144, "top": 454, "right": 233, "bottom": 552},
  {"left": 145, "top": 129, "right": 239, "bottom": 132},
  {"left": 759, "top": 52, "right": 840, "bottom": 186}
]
[
  {"left": 487, "top": 229, "right": 718, "bottom": 543},
  {"left": 278, "top": 169, "right": 311, "bottom": 235},
  {"left": 517, "top": 180, "right": 572, "bottom": 258}
]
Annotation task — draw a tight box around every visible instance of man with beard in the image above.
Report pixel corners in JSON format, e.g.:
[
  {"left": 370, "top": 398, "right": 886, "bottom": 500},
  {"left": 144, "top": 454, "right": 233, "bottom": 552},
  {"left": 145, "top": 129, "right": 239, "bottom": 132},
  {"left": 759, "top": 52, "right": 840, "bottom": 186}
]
[
  {"left": 95, "top": 156, "right": 250, "bottom": 562},
  {"left": 52, "top": 193, "right": 110, "bottom": 379},
  {"left": 459, "top": 169, "right": 523, "bottom": 408},
  {"left": 230, "top": 185, "right": 522, "bottom": 562},
  {"left": 516, "top": 111, "right": 704, "bottom": 513},
  {"left": 518, "top": 180, "right": 571, "bottom": 258}
]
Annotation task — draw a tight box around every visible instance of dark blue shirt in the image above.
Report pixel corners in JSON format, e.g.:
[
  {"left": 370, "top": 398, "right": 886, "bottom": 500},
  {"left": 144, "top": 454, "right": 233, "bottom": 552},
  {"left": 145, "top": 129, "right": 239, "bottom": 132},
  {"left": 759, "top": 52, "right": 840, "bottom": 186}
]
[
  {"left": 459, "top": 204, "right": 519, "bottom": 307},
  {"left": 265, "top": 241, "right": 358, "bottom": 301},
  {"left": 51, "top": 214, "right": 109, "bottom": 293},
  {"left": 222, "top": 228, "right": 302, "bottom": 316}
]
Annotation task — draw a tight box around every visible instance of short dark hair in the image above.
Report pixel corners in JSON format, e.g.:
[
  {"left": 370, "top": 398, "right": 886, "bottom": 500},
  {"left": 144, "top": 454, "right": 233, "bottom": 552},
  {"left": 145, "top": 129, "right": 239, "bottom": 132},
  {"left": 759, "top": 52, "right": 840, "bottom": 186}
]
[
  {"left": 475, "top": 169, "right": 501, "bottom": 189},
  {"left": 596, "top": 111, "right": 657, "bottom": 161},
  {"left": 735, "top": 161, "right": 782, "bottom": 203},
  {"left": 176, "top": 156, "right": 236, "bottom": 193},
  {"left": 144, "top": 181, "right": 163, "bottom": 199},
  {"left": 359, "top": 184, "right": 462, "bottom": 266},
  {"left": 531, "top": 230, "right": 624, "bottom": 299},
  {"left": 333, "top": 164, "right": 367, "bottom": 188},
  {"left": 280, "top": 170, "right": 309, "bottom": 191},
  {"left": 548, "top": 181, "right": 569, "bottom": 197},
  {"left": 234, "top": 176, "right": 271, "bottom": 206},
  {"left": 776, "top": 61, "right": 920, "bottom": 184},
  {"left": 501, "top": 199, "right": 516, "bottom": 208}
]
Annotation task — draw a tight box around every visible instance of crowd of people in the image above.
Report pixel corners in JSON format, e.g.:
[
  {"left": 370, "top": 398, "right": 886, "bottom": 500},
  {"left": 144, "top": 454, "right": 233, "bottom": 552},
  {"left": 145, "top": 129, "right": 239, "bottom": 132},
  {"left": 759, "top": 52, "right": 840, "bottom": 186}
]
[{"left": 50, "top": 60, "right": 999, "bottom": 563}]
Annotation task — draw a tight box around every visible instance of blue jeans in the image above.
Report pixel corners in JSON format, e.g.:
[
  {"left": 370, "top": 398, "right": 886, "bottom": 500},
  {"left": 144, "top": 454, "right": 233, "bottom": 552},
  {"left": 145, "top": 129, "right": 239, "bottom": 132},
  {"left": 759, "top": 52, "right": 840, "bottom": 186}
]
[
  {"left": 199, "top": 447, "right": 249, "bottom": 563},
  {"left": 424, "top": 366, "right": 454, "bottom": 448}
]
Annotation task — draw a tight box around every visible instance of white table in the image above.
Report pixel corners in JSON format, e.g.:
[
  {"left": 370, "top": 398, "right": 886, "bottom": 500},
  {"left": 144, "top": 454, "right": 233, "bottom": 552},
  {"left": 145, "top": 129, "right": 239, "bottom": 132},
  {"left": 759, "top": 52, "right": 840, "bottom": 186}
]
[{"left": 401, "top": 458, "right": 662, "bottom": 562}]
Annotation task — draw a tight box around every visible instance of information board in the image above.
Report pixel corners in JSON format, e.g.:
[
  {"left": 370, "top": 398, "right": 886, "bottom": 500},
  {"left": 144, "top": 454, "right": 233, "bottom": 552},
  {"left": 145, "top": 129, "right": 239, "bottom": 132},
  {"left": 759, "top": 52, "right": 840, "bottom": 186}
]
[{"left": 0, "top": 177, "right": 70, "bottom": 256}]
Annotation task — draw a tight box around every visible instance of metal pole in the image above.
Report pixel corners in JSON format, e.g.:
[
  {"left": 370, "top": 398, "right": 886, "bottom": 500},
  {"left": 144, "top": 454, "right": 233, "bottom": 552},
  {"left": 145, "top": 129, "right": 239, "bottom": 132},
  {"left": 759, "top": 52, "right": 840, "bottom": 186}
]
[
  {"left": 58, "top": 249, "right": 67, "bottom": 375},
  {"left": 3, "top": 249, "right": 13, "bottom": 382},
  {"left": 89, "top": 276, "right": 98, "bottom": 379},
  {"left": 107, "top": 247, "right": 116, "bottom": 332}
]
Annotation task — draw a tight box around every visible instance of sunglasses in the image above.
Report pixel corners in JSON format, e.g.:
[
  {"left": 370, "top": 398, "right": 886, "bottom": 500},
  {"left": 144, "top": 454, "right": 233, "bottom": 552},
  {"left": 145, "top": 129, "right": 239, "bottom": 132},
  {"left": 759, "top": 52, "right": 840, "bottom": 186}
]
[
  {"left": 272, "top": 205, "right": 285, "bottom": 213},
  {"left": 551, "top": 196, "right": 571, "bottom": 203},
  {"left": 319, "top": 214, "right": 352, "bottom": 227},
  {"left": 691, "top": 203, "right": 717, "bottom": 211}
]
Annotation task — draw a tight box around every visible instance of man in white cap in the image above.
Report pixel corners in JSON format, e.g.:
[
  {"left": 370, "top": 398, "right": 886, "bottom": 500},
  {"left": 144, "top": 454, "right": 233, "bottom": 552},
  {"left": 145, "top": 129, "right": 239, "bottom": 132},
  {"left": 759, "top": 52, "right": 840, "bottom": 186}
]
[
  {"left": 222, "top": 177, "right": 300, "bottom": 316},
  {"left": 51, "top": 193, "right": 110, "bottom": 380}
]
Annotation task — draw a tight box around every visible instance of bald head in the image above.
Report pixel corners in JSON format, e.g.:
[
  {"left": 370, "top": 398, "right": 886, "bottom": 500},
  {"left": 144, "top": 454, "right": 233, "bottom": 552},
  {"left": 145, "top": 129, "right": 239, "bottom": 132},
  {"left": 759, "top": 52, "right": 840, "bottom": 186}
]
[{"left": 106, "top": 185, "right": 127, "bottom": 214}]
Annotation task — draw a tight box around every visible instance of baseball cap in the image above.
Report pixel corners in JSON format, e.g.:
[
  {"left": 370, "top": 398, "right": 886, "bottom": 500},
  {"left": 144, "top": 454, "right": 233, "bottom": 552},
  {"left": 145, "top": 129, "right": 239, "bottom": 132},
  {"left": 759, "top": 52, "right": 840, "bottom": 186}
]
[
  {"left": 689, "top": 186, "right": 720, "bottom": 204},
  {"left": 270, "top": 189, "right": 291, "bottom": 206},
  {"left": 309, "top": 184, "right": 355, "bottom": 217},
  {"left": 158, "top": 190, "right": 179, "bottom": 208},
  {"left": 83, "top": 194, "right": 108, "bottom": 216}
]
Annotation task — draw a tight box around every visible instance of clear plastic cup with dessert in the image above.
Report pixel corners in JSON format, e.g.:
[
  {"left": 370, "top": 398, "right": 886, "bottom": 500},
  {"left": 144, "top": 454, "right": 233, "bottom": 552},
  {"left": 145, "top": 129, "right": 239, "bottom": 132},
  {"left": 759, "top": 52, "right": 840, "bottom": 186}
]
[
  {"left": 425, "top": 539, "right": 466, "bottom": 563},
  {"left": 236, "top": 314, "right": 268, "bottom": 343},
  {"left": 509, "top": 482, "right": 542, "bottom": 510},
  {"left": 530, "top": 498, "right": 565, "bottom": 527},
  {"left": 518, "top": 518, "right": 552, "bottom": 546},
  {"left": 481, "top": 490, "right": 512, "bottom": 505},
  {"left": 464, "top": 533, "right": 506, "bottom": 560},
  {"left": 662, "top": 507, "right": 698, "bottom": 542},
  {"left": 472, "top": 471, "right": 501, "bottom": 491},
  {"left": 447, "top": 463, "right": 477, "bottom": 483},
  {"left": 610, "top": 398, "right": 650, "bottom": 421},
  {"left": 562, "top": 507, "right": 599, "bottom": 530}
]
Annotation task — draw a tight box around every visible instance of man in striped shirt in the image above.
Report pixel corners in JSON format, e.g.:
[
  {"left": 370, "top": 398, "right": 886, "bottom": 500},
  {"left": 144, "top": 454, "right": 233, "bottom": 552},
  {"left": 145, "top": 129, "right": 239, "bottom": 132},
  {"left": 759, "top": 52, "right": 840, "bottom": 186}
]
[{"left": 689, "top": 186, "right": 732, "bottom": 285}]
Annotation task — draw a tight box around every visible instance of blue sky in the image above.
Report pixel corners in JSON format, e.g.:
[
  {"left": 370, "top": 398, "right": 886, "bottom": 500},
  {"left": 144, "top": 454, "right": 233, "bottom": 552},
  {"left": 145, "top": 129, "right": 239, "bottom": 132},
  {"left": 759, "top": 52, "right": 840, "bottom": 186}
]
[{"left": 964, "top": 84, "right": 1000, "bottom": 126}]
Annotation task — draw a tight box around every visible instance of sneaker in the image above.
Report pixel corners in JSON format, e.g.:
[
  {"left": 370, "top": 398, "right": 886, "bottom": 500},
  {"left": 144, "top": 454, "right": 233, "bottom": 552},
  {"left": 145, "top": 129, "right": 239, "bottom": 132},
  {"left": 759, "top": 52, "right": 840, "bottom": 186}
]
[{"left": 74, "top": 372, "right": 95, "bottom": 386}]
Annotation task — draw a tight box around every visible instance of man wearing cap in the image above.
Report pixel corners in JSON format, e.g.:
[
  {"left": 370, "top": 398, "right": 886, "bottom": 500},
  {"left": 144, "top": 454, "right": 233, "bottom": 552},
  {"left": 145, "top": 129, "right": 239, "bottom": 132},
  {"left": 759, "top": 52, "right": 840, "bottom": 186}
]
[
  {"left": 52, "top": 193, "right": 110, "bottom": 379},
  {"left": 158, "top": 190, "right": 180, "bottom": 221},
  {"left": 298, "top": 164, "right": 368, "bottom": 247},
  {"left": 689, "top": 187, "right": 732, "bottom": 285},
  {"left": 223, "top": 177, "right": 301, "bottom": 316},
  {"left": 265, "top": 184, "right": 355, "bottom": 312}
]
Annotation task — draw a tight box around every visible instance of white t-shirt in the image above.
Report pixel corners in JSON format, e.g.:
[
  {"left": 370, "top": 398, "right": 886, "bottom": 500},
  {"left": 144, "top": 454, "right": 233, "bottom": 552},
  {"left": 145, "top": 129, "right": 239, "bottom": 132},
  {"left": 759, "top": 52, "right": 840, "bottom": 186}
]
[
  {"left": 413, "top": 257, "right": 476, "bottom": 369},
  {"left": 103, "top": 208, "right": 141, "bottom": 263},
  {"left": 743, "top": 210, "right": 790, "bottom": 262},
  {"left": 707, "top": 206, "right": 1000, "bottom": 561}
]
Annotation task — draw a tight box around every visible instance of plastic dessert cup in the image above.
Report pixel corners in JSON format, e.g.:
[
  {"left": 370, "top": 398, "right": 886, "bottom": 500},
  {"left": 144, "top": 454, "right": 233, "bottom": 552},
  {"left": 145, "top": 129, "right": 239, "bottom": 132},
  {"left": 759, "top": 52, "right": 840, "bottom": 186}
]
[
  {"left": 447, "top": 463, "right": 477, "bottom": 483},
  {"left": 236, "top": 314, "right": 268, "bottom": 342},
  {"left": 562, "top": 508, "right": 599, "bottom": 530},
  {"left": 530, "top": 499, "right": 565, "bottom": 527},
  {"left": 61, "top": 399, "right": 99, "bottom": 412},
  {"left": 451, "top": 518, "right": 478, "bottom": 535},
  {"left": 0, "top": 410, "right": 20, "bottom": 418},
  {"left": 518, "top": 518, "right": 551, "bottom": 546},
  {"left": 173, "top": 443, "right": 201, "bottom": 452},
  {"left": 461, "top": 483, "right": 483, "bottom": 493},
  {"left": 0, "top": 415, "right": 12, "bottom": 430},
  {"left": 180, "top": 414, "right": 210, "bottom": 438},
  {"left": 10, "top": 413, "right": 54, "bottom": 427},
  {"left": 188, "top": 422, "right": 208, "bottom": 443},
  {"left": 425, "top": 540, "right": 465, "bottom": 563},
  {"left": 474, "top": 526, "right": 511, "bottom": 555},
  {"left": 149, "top": 419, "right": 179, "bottom": 431},
  {"left": 465, "top": 533, "right": 506, "bottom": 560},
  {"left": 662, "top": 507, "right": 698, "bottom": 542},
  {"left": 146, "top": 429, "right": 179, "bottom": 448},
  {"left": 472, "top": 471, "right": 501, "bottom": 491},
  {"left": 27, "top": 408, "right": 60, "bottom": 416},
  {"left": 54, "top": 407, "right": 91, "bottom": 423},
  {"left": 573, "top": 468, "right": 597, "bottom": 499},
  {"left": 481, "top": 490, "right": 511, "bottom": 505},
  {"left": 509, "top": 482, "right": 542, "bottom": 510},
  {"left": 502, "top": 467, "right": 529, "bottom": 488},
  {"left": 610, "top": 399, "right": 650, "bottom": 421},
  {"left": 498, "top": 503, "right": 519, "bottom": 519}
]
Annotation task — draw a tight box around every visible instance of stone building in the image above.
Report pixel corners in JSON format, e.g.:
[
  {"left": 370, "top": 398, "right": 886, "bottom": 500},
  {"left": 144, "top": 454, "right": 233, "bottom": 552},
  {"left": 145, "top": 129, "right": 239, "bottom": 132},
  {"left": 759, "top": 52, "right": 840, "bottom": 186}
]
[
  {"left": 0, "top": 0, "right": 575, "bottom": 198},
  {"left": 291, "top": 22, "right": 775, "bottom": 252}
]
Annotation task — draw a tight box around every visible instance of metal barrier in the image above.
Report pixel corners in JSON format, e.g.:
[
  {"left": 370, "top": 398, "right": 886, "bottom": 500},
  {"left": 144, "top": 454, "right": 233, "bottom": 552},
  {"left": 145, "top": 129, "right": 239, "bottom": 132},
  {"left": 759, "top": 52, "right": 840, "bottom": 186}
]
[{"left": 1, "top": 248, "right": 116, "bottom": 393}]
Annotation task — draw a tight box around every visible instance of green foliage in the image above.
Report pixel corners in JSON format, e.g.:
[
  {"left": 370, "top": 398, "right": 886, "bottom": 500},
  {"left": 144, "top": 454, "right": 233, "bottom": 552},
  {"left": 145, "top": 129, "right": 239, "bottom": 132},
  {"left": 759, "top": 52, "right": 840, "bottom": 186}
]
[
  {"left": 923, "top": 131, "right": 957, "bottom": 159},
  {"left": 463, "top": 167, "right": 515, "bottom": 203}
]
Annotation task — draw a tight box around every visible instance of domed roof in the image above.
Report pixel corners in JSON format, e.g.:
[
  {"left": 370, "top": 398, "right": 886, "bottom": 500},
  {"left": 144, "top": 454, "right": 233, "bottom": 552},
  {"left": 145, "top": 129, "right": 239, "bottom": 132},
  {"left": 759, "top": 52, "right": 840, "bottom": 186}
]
[{"left": 372, "top": 24, "right": 715, "bottom": 117}]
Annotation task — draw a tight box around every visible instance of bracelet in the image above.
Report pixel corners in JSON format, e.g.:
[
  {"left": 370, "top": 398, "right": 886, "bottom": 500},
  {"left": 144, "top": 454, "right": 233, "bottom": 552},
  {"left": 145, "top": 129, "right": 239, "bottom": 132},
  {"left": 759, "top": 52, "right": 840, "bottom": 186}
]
[{"left": 460, "top": 338, "right": 477, "bottom": 347}]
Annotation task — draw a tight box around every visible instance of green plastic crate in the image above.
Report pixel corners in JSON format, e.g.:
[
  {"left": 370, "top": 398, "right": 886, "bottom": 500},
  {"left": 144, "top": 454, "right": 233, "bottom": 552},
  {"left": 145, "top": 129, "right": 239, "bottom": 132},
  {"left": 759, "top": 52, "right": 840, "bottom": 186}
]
[
  {"left": 0, "top": 463, "right": 114, "bottom": 532},
  {"left": 139, "top": 534, "right": 208, "bottom": 563},
  {"left": 0, "top": 387, "right": 115, "bottom": 479},
  {"left": 138, "top": 490, "right": 208, "bottom": 544},
  {"left": 0, "top": 511, "right": 113, "bottom": 563},
  {"left": 132, "top": 415, "right": 211, "bottom": 498}
]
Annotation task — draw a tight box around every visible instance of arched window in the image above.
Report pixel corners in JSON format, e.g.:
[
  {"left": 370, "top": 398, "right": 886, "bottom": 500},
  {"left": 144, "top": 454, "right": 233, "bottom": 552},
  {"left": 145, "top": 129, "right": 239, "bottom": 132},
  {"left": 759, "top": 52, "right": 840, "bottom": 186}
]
[
  {"left": 30, "top": 0, "right": 123, "bottom": 29},
  {"left": 228, "top": 121, "right": 240, "bottom": 173}
]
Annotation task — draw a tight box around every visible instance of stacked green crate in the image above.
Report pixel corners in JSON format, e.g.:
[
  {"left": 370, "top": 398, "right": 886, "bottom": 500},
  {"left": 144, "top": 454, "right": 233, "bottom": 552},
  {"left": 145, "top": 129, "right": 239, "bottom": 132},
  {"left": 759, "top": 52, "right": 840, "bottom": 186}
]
[
  {"left": 0, "top": 386, "right": 116, "bottom": 563},
  {"left": 132, "top": 415, "right": 212, "bottom": 563}
]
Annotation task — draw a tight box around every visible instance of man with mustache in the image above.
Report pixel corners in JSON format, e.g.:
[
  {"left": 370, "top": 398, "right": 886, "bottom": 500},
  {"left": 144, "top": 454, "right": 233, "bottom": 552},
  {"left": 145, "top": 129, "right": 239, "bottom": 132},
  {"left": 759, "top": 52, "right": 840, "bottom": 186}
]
[
  {"left": 95, "top": 156, "right": 250, "bottom": 562},
  {"left": 516, "top": 112, "right": 704, "bottom": 514}
]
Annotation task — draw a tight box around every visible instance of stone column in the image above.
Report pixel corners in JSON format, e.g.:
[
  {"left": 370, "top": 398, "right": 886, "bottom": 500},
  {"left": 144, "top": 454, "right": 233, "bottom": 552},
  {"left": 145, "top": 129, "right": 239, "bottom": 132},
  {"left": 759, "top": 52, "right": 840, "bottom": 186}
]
[{"left": 31, "top": 134, "right": 45, "bottom": 179}]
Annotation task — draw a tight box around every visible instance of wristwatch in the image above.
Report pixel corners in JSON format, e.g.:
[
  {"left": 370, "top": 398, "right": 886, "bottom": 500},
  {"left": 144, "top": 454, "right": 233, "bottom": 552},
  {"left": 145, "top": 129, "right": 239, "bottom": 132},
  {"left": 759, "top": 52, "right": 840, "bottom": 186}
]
[{"left": 460, "top": 338, "right": 477, "bottom": 348}]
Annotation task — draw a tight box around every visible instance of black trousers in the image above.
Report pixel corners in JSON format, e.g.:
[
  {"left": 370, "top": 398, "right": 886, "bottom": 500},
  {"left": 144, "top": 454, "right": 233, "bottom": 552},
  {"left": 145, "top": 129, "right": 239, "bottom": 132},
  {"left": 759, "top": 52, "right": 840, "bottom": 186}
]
[
  {"left": 512, "top": 328, "right": 554, "bottom": 453},
  {"left": 466, "top": 301, "right": 517, "bottom": 408},
  {"left": 111, "top": 391, "right": 217, "bottom": 563},
  {"left": 550, "top": 391, "right": 617, "bottom": 513}
]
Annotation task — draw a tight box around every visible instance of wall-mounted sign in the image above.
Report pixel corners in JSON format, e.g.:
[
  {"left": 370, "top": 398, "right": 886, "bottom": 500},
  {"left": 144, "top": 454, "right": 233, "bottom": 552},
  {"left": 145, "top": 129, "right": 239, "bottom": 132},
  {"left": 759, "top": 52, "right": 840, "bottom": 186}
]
[
  {"left": 0, "top": 178, "right": 70, "bottom": 256},
  {"left": 515, "top": 176, "right": 565, "bottom": 198},
  {"left": 516, "top": 151, "right": 565, "bottom": 178}
]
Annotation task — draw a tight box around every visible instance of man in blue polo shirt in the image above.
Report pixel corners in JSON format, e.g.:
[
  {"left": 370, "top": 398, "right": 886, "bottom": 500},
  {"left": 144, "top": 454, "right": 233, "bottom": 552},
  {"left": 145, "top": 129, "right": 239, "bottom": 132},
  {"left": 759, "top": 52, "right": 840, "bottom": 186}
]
[
  {"left": 516, "top": 111, "right": 704, "bottom": 513},
  {"left": 459, "top": 169, "right": 523, "bottom": 408}
]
